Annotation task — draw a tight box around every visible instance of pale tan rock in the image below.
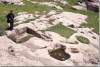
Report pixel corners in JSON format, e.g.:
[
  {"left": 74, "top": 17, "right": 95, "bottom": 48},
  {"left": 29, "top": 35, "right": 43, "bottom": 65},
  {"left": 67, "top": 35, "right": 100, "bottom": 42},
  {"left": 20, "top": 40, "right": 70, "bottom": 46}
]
[{"left": 0, "top": 0, "right": 24, "bottom": 5}]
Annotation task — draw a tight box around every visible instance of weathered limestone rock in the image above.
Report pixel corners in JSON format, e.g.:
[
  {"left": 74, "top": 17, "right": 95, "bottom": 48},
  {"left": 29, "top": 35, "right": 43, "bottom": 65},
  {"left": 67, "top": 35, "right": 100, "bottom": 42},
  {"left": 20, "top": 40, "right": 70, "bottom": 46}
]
[
  {"left": 68, "top": 28, "right": 99, "bottom": 49},
  {"left": 0, "top": 0, "right": 24, "bottom": 5},
  {"left": 72, "top": 5, "right": 87, "bottom": 11},
  {"left": 1, "top": 11, "right": 99, "bottom": 66},
  {"left": 15, "top": 12, "right": 34, "bottom": 25}
]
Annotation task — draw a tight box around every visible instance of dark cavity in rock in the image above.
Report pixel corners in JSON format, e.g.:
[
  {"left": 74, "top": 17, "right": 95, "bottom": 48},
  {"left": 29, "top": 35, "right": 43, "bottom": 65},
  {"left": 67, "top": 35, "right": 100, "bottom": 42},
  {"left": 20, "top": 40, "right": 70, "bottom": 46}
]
[
  {"left": 49, "top": 47, "right": 70, "bottom": 61},
  {"left": 27, "top": 28, "right": 43, "bottom": 39}
]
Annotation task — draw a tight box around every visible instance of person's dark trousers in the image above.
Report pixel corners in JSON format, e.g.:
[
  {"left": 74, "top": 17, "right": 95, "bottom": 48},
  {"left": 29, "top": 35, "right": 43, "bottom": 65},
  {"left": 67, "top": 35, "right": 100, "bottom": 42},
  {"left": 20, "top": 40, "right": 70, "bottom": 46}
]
[{"left": 9, "top": 22, "right": 14, "bottom": 30}]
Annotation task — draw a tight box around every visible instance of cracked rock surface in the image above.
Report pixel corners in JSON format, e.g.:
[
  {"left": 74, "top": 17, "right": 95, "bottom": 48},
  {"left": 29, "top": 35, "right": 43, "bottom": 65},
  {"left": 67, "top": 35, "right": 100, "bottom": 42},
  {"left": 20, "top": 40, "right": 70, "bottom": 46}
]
[{"left": 0, "top": 9, "right": 99, "bottom": 66}]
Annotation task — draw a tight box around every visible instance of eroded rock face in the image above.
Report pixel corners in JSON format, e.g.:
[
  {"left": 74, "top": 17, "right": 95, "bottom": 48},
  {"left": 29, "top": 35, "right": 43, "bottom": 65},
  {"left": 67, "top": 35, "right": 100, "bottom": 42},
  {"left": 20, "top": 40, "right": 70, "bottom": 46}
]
[
  {"left": 15, "top": 12, "right": 34, "bottom": 25},
  {"left": 2, "top": 11, "right": 99, "bottom": 66},
  {"left": 0, "top": 35, "right": 99, "bottom": 66}
]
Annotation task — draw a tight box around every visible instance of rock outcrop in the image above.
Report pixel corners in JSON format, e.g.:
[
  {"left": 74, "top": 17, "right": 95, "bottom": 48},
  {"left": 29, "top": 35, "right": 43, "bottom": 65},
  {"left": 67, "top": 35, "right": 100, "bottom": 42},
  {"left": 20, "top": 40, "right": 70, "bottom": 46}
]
[
  {"left": 0, "top": 0, "right": 24, "bottom": 5},
  {"left": 0, "top": 10, "right": 99, "bottom": 66}
]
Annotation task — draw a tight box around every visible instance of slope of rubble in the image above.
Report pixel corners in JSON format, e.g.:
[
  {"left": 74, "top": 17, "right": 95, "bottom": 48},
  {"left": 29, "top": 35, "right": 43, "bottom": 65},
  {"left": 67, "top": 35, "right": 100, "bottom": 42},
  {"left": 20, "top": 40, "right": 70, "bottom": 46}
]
[{"left": 0, "top": 0, "right": 99, "bottom": 66}]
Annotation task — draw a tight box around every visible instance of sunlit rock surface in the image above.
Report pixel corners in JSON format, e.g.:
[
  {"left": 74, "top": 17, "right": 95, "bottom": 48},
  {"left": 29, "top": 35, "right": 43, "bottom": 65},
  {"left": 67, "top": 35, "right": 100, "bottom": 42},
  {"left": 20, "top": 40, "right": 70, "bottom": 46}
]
[{"left": 0, "top": 10, "right": 99, "bottom": 66}]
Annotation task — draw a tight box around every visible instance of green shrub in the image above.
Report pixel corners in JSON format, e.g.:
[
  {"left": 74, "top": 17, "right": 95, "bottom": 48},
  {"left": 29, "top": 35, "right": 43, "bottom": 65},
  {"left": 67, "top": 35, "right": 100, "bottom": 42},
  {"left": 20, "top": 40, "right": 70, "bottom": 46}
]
[{"left": 76, "top": 36, "right": 90, "bottom": 44}]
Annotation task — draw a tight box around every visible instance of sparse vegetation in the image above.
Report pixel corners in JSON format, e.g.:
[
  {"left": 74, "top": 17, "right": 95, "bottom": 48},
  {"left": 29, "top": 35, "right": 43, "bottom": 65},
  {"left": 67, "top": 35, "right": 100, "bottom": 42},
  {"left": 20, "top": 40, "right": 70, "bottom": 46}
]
[
  {"left": 0, "top": 0, "right": 49, "bottom": 14},
  {"left": 0, "top": 27, "right": 5, "bottom": 36},
  {"left": 76, "top": 36, "right": 90, "bottom": 44},
  {"left": 46, "top": 23, "right": 76, "bottom": 38},
  {"left": 0, "top": 0, "right": 99, "bottom": 37},
  {"left": 0, "top": 0, "right": 49, "bottom": 32},
  {"left": 63, "top": 0, "right": 99, "bottom": 33}
]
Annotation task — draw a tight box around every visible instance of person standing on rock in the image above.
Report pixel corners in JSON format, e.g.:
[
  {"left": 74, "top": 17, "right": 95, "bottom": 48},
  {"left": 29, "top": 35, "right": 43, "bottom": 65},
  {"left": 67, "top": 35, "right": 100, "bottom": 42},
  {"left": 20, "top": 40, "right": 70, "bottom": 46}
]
[{"left": 6, "top": 10, "right": 15, "bottom": 30}]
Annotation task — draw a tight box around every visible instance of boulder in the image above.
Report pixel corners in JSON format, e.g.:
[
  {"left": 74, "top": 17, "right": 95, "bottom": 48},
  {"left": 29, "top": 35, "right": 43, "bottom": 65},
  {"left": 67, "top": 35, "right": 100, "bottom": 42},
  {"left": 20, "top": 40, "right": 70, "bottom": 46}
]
[
  {"left": 79, "top": 0, "right": 99, "bottom": 12},
  {"left": 86, "top": 2, "right": 99, "bottom": 12}
]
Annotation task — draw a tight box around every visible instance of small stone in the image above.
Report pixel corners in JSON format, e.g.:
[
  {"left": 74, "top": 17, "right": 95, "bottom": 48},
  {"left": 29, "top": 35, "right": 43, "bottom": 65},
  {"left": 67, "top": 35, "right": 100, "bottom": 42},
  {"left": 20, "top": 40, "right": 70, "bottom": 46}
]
[
  {"left": 71, "top": 48, "right": 79, "bottom": 53},
  {"left": 81, "top": 31, "right": 84, "bottom": 34},
  {"left": 92, "top": 36, "right": 96, "bottom": 39},
  {"left": 68, "top": 25, "right": 75, "bottom": 28}
]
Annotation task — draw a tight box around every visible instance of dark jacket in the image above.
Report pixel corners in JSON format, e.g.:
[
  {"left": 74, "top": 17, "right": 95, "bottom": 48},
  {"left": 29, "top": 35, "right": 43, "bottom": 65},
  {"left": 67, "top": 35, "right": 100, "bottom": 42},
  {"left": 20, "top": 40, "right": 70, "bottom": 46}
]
[{"left": 7, "top": 13, "right": 14, "bottom": 23}]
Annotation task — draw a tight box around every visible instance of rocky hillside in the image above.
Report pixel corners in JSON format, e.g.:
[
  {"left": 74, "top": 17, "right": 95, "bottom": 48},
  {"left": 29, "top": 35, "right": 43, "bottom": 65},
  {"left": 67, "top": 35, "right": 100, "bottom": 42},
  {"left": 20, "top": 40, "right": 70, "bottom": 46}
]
[{"left": 0, "top": 0, "right": 99, "bottom": 66}]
